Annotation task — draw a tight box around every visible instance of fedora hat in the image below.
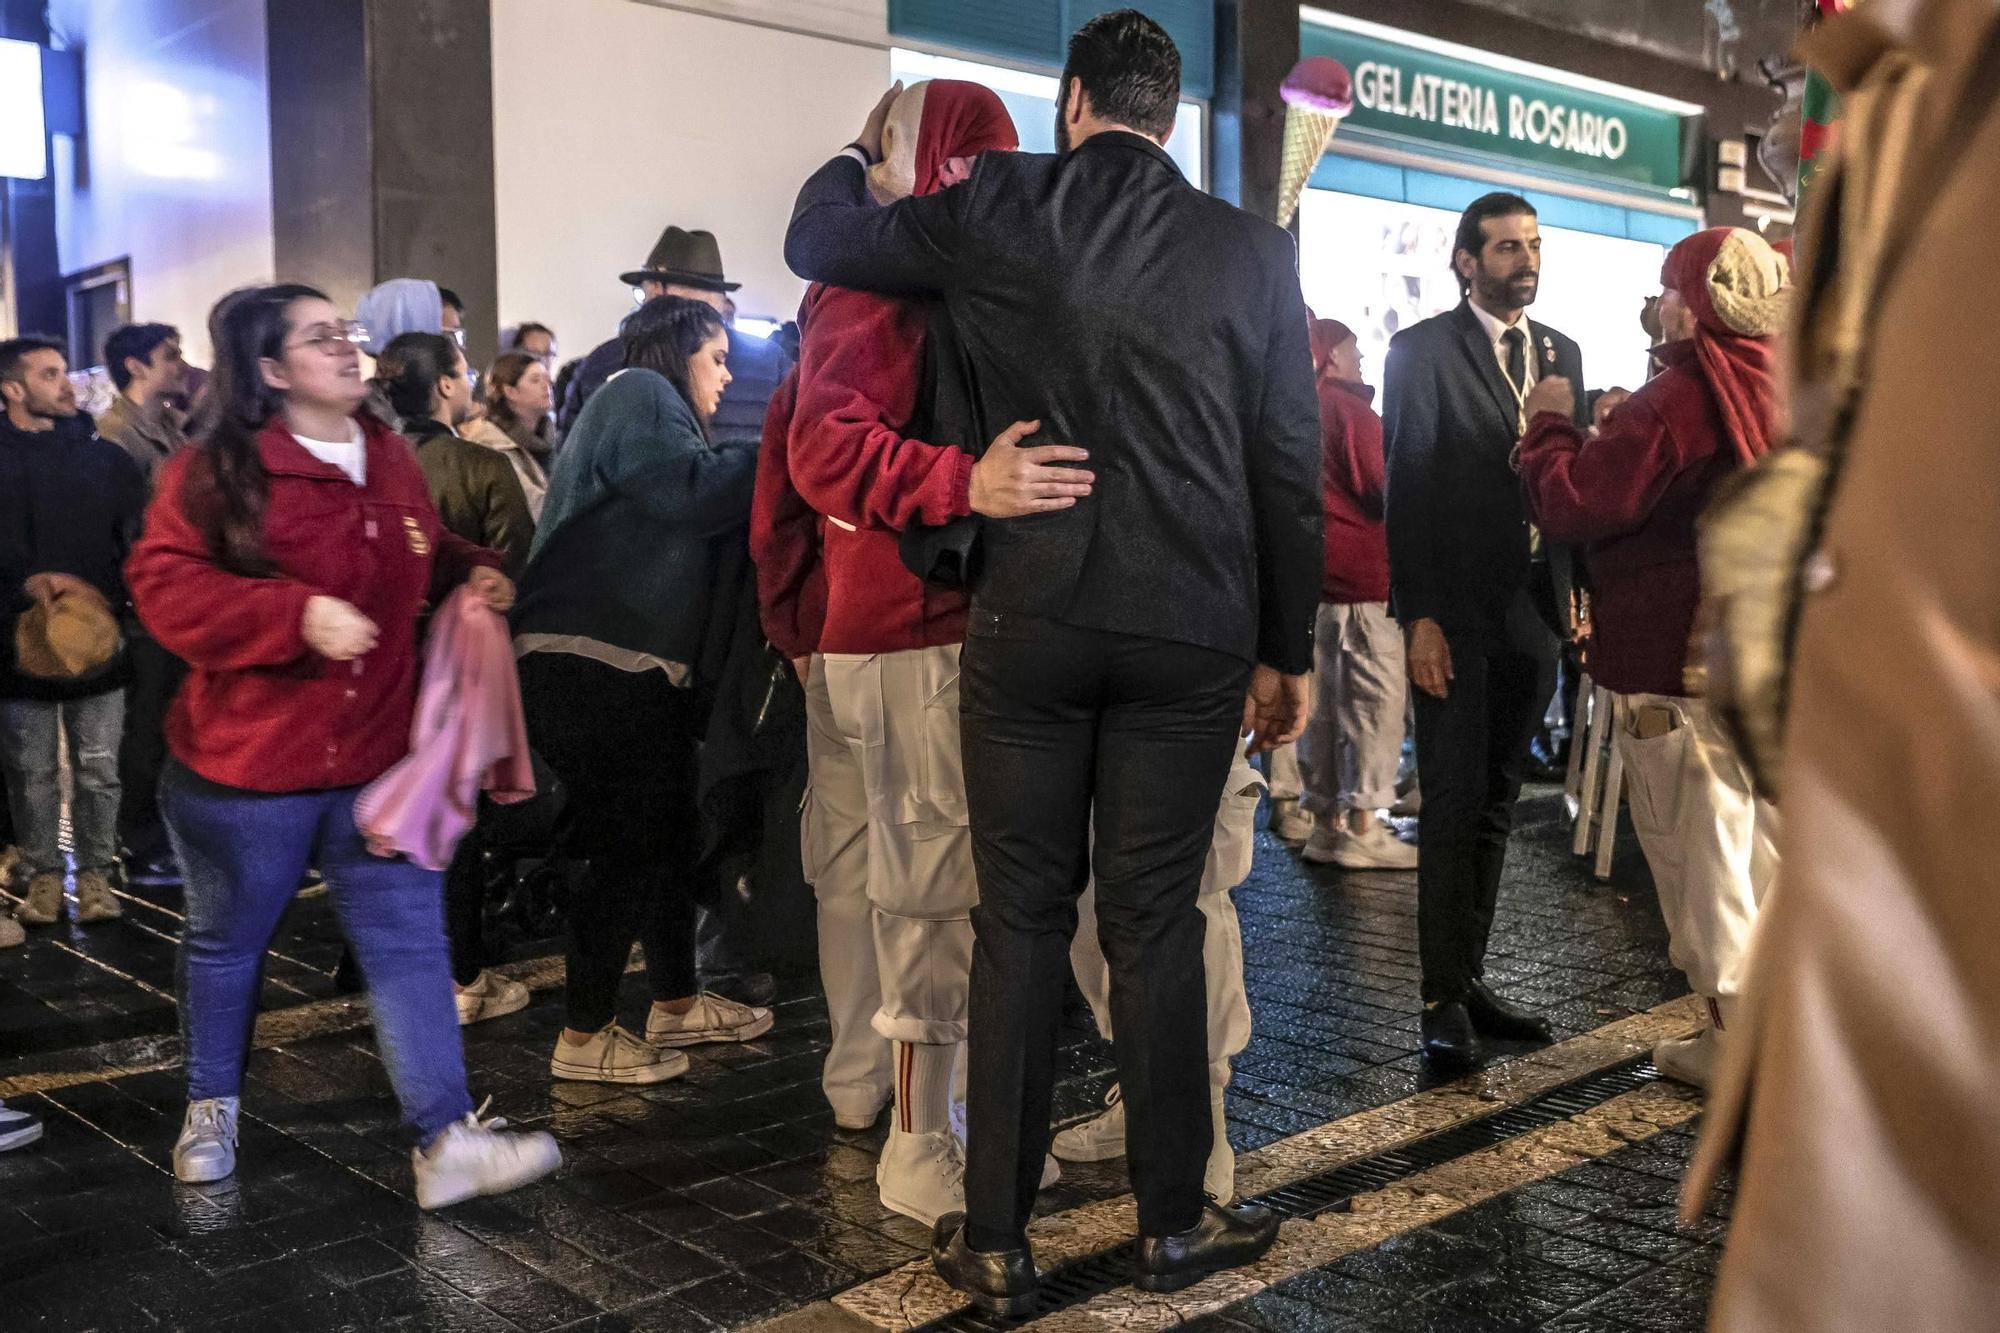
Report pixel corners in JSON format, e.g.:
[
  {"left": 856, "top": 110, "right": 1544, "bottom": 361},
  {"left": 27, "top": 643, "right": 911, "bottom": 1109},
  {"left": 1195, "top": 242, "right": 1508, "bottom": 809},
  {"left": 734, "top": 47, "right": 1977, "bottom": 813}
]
[
  {"left": 619, "top": 226, "right": 741, "bottom": 292},
  {"left": 14, "top": 584, "right": 121, "bottom": 681}
]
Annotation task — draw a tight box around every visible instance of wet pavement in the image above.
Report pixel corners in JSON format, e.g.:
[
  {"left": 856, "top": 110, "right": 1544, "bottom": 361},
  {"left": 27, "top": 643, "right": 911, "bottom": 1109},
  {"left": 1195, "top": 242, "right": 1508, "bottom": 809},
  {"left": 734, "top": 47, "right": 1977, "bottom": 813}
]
[{"left": 0, "top": 786, "right": 1723, "bottom": 1332}]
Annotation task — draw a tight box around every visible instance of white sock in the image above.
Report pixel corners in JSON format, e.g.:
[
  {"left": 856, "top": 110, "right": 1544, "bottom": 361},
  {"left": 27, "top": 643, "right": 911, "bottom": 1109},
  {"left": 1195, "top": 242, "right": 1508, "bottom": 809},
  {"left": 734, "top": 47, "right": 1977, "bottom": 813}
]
[{"left": 895, "top": 1041, "right": 954, "bottom": 1136}]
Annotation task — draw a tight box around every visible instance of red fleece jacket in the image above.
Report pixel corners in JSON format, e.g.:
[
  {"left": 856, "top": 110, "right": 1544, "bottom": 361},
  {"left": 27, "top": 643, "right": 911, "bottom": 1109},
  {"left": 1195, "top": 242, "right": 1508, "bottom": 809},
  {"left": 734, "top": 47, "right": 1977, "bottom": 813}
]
[
  {"left": 1518, "top": 344, "right": 1743, "bottom": 697},
  {"left": 127, "top": 414, "right": 499, "bottom": 792},
  {"left": 1318, "top": 377, "right": 1389, "bottom": 604},
  {"left": 751, "top": 283, "right": 975, "bottom": 657}
]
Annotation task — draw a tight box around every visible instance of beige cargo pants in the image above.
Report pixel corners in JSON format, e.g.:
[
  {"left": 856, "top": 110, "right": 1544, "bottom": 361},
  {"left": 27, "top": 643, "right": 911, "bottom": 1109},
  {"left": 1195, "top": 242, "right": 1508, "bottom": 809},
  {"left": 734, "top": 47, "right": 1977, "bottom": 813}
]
[
  {"left": 802, "top": 646, "right": 976, "bottom": 1122},
  {"left": 1069, "top": 751, "right": 1262, "bottom": 1092}
]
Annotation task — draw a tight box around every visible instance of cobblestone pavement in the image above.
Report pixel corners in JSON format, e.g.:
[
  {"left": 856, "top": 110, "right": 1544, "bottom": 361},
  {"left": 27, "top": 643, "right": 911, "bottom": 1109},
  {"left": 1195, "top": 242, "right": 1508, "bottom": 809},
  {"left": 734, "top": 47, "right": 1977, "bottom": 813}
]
[{"left": 0, "top": 786, "right": 1722, "bottom": 1331}]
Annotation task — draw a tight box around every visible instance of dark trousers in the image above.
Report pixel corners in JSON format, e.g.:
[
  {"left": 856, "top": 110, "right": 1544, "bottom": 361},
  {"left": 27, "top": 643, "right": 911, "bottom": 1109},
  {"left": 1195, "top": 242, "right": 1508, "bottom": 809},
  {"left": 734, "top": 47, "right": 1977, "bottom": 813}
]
[
  {"left": 444, "top": 823, "right": 488, "bottom": 987},
  {"left": 959, "top": 612, "right": 1248, "bottom": 1248},
  {"left": 118, "top": 633, "right": 188, "bottom": 864},
  {"left": 1413, "top": 590, "right": 1558, "bottom": 1003},
  {"left": 520, "top": 653, "right": 700, "bottom": 1032}
]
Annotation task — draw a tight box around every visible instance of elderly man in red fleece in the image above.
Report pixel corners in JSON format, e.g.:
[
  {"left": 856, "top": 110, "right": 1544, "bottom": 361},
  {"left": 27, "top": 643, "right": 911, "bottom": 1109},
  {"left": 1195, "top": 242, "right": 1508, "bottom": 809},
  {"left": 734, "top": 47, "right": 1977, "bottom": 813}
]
[
  {"left": 752, "top": 81, "right": 1092, "bottom": 1226},
  {"left": 1517, "top": 226, "right": 1789, "bottom": 1089}
]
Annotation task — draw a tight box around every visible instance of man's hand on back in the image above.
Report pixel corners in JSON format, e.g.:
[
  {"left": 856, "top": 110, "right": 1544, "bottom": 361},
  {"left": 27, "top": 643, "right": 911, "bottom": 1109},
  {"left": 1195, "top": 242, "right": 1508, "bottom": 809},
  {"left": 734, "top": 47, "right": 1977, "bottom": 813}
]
[
  {"left": 1407, "top": 618, "right": 1454, "bottom": 699},
  {"left": 968, "top": 420, "right": 1095, "bottom": 518},
  {"left": 1242, "top": 665, "right": 1311, "bottom": 753}
]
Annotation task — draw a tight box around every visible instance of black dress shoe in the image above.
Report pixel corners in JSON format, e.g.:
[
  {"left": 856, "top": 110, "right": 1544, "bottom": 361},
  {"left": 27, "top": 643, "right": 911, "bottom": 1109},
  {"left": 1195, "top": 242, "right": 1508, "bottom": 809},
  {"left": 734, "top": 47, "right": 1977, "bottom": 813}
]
[
  {"left": 1136, "top": 1199, "right": 1280, "bottom": 1293},
  {"left": 1466, "top": 980, "right": 1554, "bottom": 1044},
  {"left": 1420, "top": 1000, "right": 1479, "bottom": 1068},
  {"left": 930, "top": 1213, "right": 1039, "bottom": 1316}
]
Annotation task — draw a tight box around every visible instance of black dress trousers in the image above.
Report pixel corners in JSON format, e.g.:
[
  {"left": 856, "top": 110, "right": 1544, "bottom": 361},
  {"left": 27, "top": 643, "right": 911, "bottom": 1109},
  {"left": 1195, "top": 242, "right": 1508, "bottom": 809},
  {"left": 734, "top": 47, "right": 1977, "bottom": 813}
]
[
  {"left": 958, "top": 610, "right": 1249, "bottom": 1250},
  {"left": 1412, "top": 589, "right": 1558, "bottom": 1003}
]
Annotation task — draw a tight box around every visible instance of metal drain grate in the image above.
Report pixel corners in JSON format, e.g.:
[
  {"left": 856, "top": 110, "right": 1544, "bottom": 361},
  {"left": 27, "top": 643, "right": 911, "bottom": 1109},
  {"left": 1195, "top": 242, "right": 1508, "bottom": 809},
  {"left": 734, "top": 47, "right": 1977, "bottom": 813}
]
[{"left": 917, "top": 1060, "right": 1660, "bottom": 1332}]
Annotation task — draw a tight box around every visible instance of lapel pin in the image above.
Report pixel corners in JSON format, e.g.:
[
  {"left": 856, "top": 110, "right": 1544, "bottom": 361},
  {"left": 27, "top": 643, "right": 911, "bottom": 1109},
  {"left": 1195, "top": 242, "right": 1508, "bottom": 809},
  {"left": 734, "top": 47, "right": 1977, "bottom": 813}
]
[{"left": 1541, "top": 335, "right": 1554, "bottom": 363}]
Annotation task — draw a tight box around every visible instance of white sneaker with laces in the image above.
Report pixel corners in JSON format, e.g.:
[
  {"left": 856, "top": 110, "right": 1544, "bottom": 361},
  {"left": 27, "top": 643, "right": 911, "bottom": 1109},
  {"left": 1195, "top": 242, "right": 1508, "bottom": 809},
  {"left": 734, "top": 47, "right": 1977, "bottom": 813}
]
[
  {"left": 1268, "top": 798, "right": 1314, "bottom": 845},
  {"left": 645, "top": 992, "right": 773, "bottom": 1047},
  {"left": 878, "top": 1127, "right": 965, "bottom": 1227},
  {"left": 413, "top": 1099, "right": 562, "bottom": 1210},
  {"left": 73, "top": 869, "right": 122, "bottom": 923},
  {"left": 1328, "top": 823, "right": 1419, "bottom": 871},
  {"left": 1654, "top": 1027, "right": 1724, "bottom": 1089},
  {"left": 174, "top": 1097, "right": 240, "bottom": 1183},
  {"left": 550, "top": 1024, "right": 689, "bottom": 1085},
  {"left": 455, "top": 969, "right": 531, "bottom": 1026},
  {"left": 0, "top": 1099, "right": 43, "bottom": 1151},
  {"left": 1052, "top": 1085, "right": 1126, "bottom": 1162}
]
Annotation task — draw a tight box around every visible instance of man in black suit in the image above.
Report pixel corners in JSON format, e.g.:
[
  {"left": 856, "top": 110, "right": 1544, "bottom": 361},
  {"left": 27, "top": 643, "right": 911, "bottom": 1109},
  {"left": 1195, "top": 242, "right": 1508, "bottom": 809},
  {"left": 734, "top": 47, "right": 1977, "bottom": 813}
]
[
  {"left": 1383, "top": 192, "right": 1585, "bottom": 1069},
  {"left": 784, "top": 11, "right": 1321, "bottom": 1310}
]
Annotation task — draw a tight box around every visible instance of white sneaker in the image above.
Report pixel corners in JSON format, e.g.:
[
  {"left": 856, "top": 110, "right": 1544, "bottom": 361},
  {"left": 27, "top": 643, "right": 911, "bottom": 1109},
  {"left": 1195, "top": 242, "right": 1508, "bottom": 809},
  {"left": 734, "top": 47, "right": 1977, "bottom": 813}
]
[
  {"left": 1040, "top": 1152, "right": 1062, "bottom": 1188},
  {"left": 878, "top": 1127, "right": 965, "bottom": 1227},
  {"left": 550, "top": 1024, "right": 689, "bottom": 1085},
  {"left": 1052, "top": 1085, "right": 1126, "bottom": 1162},
  {"left": 0, "top": 1099, "right": 43, "bottom": 1152},
  {"left": 1269, "top": 798, "right": 1315, "bottom": 845},
  {"left": 0, "top": 913, "right": 22, "bottom": 949},
  {"left": 413, "top": 1100, "right": 561, "bottom": 1210},
  {"left": 455, "top": 969, "right": 531, "bottom": 1026},
  {"left": 1206, "top": 1097, "right": 1235, "bottom": 1204},
  {"left": 1654, "top": 1027, "right": 1724, "bottom": 1089},
  {"left": 174, "top": 1097, "right": 240, "bottom": 1183},
  {"left": 645, "top": 992, "right": 773, "bottom": 1047},
  {"left": 1300, "top": 827, "right": 1345, "bottom": 866},
  {"left": 831, "top": 1095, "right": 888, "bottom": 1131},
  {"left": 1328, "top": 824, "right": 1419, "bottom": 871}
]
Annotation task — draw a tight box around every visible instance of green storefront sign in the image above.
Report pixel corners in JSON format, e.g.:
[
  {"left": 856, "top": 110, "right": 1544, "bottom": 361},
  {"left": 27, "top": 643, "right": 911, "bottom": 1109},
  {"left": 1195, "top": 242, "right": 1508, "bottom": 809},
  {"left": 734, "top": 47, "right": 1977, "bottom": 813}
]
[{"left": 1300, "top": 23, "right": 1690, "bottom": 193}]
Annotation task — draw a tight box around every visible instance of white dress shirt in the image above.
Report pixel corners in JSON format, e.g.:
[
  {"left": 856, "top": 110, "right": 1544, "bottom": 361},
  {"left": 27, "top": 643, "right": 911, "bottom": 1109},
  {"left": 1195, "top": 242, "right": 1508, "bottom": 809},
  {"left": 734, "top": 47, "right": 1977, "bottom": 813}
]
[{"left": 1468, "top": 300, "right": 1539, "bottom": 435}]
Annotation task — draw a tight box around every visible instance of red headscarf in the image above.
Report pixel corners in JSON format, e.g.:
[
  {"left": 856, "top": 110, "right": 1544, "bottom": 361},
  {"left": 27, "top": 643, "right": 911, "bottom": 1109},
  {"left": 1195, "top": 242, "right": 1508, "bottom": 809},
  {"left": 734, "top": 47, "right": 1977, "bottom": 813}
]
[
  {"left": 1660, "top": 227, "right": 1789, "bottom": 465},
  {"left": 1307, "top": 316, "right": 1355, "bottom": 378},
  {"left": 914, "top": 81, "right": 1018, "bottom": 197}
]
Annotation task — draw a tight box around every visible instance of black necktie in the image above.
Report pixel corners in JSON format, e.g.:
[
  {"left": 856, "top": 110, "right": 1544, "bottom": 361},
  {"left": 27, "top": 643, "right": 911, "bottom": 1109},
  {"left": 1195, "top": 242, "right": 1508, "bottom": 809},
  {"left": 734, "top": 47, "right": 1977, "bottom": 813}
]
[{"left": 1502, "top": 326, "right": 1527, "bottom": 390}]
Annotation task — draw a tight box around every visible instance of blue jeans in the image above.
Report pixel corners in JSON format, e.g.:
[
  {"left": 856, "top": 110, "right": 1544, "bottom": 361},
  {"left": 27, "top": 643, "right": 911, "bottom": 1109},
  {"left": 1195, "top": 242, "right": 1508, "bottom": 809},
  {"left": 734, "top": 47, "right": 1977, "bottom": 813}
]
[
  {"left": 162, "top": 761, "right": 474, "bottom": 1143},
  {"left": 0, "top": 691, "right": 125, "bottom": 876}
]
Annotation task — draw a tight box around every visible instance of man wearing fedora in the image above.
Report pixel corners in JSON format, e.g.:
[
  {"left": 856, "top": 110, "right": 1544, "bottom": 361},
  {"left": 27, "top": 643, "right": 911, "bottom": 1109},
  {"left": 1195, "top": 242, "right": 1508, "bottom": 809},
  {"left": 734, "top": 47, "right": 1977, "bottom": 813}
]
[
  {"left": 558, "top": 226, "right": 798, "bottom": 1009},
  {"left": 558, "top": 226, "right": 792, "bottom": 444},
  {"left": 0, "top": 337, "right": 147, "bottom": 935}
]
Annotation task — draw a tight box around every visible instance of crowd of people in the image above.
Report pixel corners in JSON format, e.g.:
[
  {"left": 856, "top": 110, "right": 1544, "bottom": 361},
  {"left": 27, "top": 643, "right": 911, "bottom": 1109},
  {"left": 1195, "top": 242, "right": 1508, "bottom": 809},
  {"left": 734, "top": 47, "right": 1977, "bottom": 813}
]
[{"left": 3, "top": 1, "right": 1948, "bottom": 1320}]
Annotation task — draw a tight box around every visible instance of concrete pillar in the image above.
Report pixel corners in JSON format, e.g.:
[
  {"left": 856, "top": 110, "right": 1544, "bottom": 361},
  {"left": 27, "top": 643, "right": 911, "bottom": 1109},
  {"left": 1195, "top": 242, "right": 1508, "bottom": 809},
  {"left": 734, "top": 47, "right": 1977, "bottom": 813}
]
[
  {"left": 266, "top": 0, "right": 499, "bottom": 367},
  {"left": 1212, "top": 0, "right": 1301, "bottom": 226}
]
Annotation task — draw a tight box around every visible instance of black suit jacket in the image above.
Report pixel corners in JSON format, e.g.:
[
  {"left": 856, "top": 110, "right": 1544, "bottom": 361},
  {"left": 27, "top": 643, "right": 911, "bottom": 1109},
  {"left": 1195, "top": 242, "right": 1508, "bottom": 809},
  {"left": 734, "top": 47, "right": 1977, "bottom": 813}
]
[
  {"left": 1382, "top": 302, "right": 1585, "bottom": 637},
  {"left": 783, "top": 133, "right": 1323, "bottom": 674}
]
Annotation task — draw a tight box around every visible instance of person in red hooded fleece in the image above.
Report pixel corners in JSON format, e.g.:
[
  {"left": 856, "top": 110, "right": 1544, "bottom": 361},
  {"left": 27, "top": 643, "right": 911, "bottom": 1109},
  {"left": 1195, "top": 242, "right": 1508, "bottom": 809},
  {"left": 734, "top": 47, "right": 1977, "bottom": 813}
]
[
  {"left": 1517, "top": 226, "right": 1789, "bottom": 1089},
  {"left": 752, "top": 80, "right": 1090, "bottom": 1228},
  {"left": 1284, "top": 315, "right": 1420, "bottom": 873},
  {"left": 126, "top": 284, "right": 559, "bottom": 1208}
]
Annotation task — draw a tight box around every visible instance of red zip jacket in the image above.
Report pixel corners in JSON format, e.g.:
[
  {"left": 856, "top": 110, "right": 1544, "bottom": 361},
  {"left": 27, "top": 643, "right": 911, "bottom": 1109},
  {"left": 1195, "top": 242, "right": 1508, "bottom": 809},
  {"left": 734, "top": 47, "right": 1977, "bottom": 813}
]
[
  {"left": 1518, "top": 344, "right": 1740, "bottom": 697},
  {"left": 127, "top": 414, "right": 499, "bottom": 793},
  {"left": 751, "top": 368, "right": 828, "bottom": 661},
  {"left": 1319, "top": 377, "right": 1390, "bottom": 604},
  {"left": 764, "top": 283, "right": 975, "bottom": 655}
]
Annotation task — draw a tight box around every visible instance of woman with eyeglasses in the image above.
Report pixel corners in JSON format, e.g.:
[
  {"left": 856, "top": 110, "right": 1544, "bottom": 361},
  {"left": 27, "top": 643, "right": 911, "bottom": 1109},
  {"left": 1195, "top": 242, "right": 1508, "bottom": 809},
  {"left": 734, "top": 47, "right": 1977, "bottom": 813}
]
[
  {"left": 513, "top": 295, "right": 770, "bottom": 1085},
  {"left": 127, "top": 284, "right": 560, "bottom": 1206},
  {"left": 461, "top": 351, "right": 555, "bottom": 520},
  {"left": 374, "top": 332, "right": 535, "bottom": 576}
]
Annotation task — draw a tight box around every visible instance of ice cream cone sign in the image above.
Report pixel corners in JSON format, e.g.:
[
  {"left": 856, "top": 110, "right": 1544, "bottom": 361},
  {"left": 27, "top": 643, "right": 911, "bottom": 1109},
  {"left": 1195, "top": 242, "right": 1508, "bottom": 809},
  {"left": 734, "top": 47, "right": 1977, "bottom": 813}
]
[{"left": 1278, "top": 56, "right": 1353, "bottom": 228}]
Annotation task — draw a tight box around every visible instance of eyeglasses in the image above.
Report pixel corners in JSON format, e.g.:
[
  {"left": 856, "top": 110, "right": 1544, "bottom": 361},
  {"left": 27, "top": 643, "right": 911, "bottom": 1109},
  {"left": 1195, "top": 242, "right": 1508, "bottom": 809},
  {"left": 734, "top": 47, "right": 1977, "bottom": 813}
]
[{"left": 290, "top": 321, "right": 368, "bottom": 355}]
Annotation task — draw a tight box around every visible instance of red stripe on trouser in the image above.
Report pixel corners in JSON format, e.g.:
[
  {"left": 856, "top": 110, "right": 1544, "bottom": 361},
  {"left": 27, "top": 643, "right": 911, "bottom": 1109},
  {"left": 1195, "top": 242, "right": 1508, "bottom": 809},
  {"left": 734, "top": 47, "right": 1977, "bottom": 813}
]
[{"left": 898, "top": 1043, "right": 911, "bottom": 1132}]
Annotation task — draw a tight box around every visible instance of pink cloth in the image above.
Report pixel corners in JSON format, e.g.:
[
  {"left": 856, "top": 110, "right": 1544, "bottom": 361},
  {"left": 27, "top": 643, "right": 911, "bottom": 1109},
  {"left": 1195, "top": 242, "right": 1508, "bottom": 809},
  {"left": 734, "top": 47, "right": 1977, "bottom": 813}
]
[{"left": 356, "top": 587, "right": 535, "bottom": 871}]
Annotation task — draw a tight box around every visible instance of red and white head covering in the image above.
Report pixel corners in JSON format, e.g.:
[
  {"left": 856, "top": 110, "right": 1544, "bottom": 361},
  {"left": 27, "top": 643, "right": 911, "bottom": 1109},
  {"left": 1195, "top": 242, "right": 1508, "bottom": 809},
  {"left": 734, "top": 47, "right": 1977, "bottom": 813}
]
[
  {"left": 868, "top": 80, "right": 1019, "bottom": 203},
  {"left": 1661, "top": 226, "right": 1792, "bottom": 464}
]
